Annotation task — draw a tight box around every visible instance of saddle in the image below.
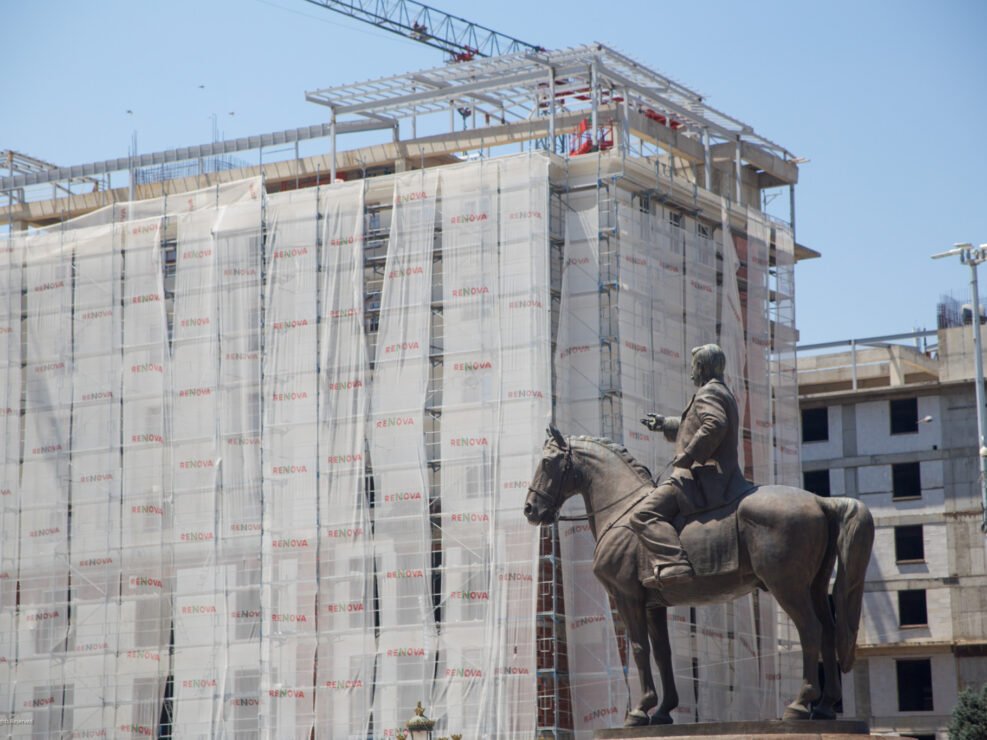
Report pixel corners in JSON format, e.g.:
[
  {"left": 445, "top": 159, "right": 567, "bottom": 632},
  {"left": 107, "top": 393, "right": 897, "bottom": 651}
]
[{"left": 638, "top": 487, "right": 756, "bottom": 588}]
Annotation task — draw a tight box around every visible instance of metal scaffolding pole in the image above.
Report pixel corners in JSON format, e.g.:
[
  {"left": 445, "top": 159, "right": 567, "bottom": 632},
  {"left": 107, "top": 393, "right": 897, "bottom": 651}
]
[
  {"left": 932, "top": 242, "right": 987, "bottom": 533},
  {"left": 330, "top": 109, "right": 337, "bottom": 182},
  {"left": 548, "top": 67, "right": 556, "bottom": 154},
  {"left": 734, "top": 136, "right": 742, "bottom": 204},
  {"left": 590, "top": 60, "right": 599, "bottom": 148},
  {"left": 703, "top": 127, "right": 712, "bottom": 191}
]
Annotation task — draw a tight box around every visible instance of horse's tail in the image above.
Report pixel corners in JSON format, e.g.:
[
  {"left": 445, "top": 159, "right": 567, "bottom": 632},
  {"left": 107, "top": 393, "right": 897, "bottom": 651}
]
[{"left": 822, "top": 496, "right": 874, "bottom": 672}]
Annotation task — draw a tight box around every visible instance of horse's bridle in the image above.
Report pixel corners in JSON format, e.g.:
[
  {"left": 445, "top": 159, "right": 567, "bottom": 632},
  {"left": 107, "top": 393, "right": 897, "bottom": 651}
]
[
  {"left": 527, "top": 440, "right": 575, "bottom": 519},
  {"left": 528, "top": 437, "right": 659, "bottom": 524}
]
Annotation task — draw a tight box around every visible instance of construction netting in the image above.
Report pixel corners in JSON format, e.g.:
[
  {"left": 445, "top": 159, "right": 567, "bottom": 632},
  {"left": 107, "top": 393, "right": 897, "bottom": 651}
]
[
  {"left": 0, "top": 151, "right": 800, "bottom": 738},
  {"left": 554, "top": 182, "right": 801, "bottom": 736}
]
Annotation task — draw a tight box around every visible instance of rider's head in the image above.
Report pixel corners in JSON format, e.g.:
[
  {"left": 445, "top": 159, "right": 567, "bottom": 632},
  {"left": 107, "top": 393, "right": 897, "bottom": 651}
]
[{"left": 690, "top": 344, "right": 726, "bottom": 386}]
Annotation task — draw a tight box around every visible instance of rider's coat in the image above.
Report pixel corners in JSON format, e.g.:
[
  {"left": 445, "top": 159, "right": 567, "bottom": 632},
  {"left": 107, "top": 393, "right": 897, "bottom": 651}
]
[{"left": 660, "top": 378, "right": 749, "bottom": 516}]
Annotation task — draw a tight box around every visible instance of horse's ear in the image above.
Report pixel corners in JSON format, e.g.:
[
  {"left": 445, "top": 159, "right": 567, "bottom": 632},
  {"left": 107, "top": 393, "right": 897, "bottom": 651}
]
[{"left": 548, "top": 423, "right": 567, "bottom": 449}]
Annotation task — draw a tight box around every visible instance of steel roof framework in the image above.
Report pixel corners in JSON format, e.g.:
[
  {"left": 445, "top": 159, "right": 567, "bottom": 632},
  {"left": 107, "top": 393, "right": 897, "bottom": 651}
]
[{"left": 305, "top": 43, "right": 794, "bottom": 160}]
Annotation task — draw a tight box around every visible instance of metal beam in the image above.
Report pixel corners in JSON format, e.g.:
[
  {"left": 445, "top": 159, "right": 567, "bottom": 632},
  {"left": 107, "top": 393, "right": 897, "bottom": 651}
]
[
  {"left": 307, "top": 63, "right": 586, "bottom": 117},
  {"left": 0, "top": 119, "right": 392, "bottom": 191},
  {"left": 798, "top": 330, "right": 938, "bottom": 353},
  {"left": 406, "top": 74, "right": 506, "bottom": 115}
]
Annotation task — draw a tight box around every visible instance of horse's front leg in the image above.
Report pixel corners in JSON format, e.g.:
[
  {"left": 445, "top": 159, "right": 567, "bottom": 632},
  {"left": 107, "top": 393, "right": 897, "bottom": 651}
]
[
  {"left": 645, "top": 602, "right": 679, "bottom": 724},
  {"left": 612, "top": 592, "right": 658, "bottom": 726}
]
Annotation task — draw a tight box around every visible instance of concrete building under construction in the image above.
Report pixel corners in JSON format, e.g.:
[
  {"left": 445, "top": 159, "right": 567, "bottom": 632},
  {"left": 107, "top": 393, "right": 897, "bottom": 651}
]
[
  {"left": 1, "top": 45, "right": 810, "bottom": 738},
  {"left": 799, "top": 311, "right": 987, "bottom": 740}
]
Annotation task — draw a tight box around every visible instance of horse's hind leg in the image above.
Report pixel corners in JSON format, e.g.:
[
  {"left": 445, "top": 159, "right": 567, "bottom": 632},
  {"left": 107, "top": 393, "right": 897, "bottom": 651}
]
[
  {"left": 810, "top": 567, "right": 841, "bottom": 719},
  {"left": 613, "top": 592, "right": 658, "bottom": 726},
  {"left": 765, "top": 585, "right": 823, "bottom": 720},
  {"left": 645, "top": 601, "right": 678, "bottom": 725}
]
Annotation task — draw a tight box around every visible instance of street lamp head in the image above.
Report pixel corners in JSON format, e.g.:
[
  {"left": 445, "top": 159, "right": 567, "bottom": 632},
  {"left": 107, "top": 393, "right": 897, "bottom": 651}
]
[{"left": 406, "top": 701, "right": 435, "bottom": 740}]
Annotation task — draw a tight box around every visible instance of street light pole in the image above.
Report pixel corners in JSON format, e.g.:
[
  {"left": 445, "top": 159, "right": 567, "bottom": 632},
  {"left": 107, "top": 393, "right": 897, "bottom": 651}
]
[{"left": 932, "top": 243, "right": 987, "bottom": 533}]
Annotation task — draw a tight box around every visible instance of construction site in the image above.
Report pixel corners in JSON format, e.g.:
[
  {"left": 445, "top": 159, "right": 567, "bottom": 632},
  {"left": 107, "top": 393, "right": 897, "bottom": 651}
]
[{"left": 1, "top": 6, "right": 811, "bottom": 737}]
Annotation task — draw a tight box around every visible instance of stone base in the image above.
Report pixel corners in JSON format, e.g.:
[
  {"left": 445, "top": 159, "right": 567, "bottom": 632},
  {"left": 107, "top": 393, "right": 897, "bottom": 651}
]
[{"left": 594, "top": 719, "right": 873, "bottom": 739}]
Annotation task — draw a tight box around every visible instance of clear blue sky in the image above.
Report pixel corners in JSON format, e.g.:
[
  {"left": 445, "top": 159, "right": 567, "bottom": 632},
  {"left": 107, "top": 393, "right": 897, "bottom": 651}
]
[{"left": 3, "top": 0, "right": 985, "bottom": 345}]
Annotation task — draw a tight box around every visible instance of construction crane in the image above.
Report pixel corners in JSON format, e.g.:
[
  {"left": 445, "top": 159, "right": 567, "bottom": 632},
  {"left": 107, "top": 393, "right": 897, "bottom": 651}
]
[{"left": 300, "top": 0, "right": 544, "bottom": 61}]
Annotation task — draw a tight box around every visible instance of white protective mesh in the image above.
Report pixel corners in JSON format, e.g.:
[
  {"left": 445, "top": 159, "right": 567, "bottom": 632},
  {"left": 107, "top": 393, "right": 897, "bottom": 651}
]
[
  {"left": 263, "top": 188, "right": 320, "bottom": 738},
  {"left": 683, "top": 219, "right": 717, "bottom": 352},
  {"left": 69, "top": 222, "right": 122, "bottom": 734},
  {"left": 436, "top": 160, "right": 500, "bottom": 735},
  {"left": 487, "top": 155, "right": 549, "bottom": 737},
  {"left": 0, "top": 232, "right": 22, "bottom": 715},
  {"left": 772, "top": 225, "right": 800, "bottom": 486},
  {"left": 369, "top": 168, "right": 440, "bottom": 738},
  {"left": 719, "top": 202, "right": 747, "bottom": 477},
  {"left": 316, "top": 180, "right": 374, "bottom": 739},
  {"left": 745, "top": 208, "right": 773, "bottom": 486},
  {"left": 616, "top": 201, "right": 657, "bottom": 474},
  {"left": 18, "top": 227, "right": 72, "bottom": 736},
  {"left": 215, "top": 191, "right": 264, "bottom": 737},
  {"left": 652, "top": 210, "right": 689, "bottom": 415},
  {"left": 171, "top": 205, "right": 222, "bottom": 738},
  {"left": 119, "top": 212, "right": 170, "bottom": 738},
  {"left": 556, "top": 188, "right": 629, "bottom": 737}
]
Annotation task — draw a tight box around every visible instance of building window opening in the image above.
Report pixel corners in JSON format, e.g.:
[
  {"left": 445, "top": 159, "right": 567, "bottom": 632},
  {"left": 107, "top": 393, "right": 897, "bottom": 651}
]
[
  {"left": 890, "top": 397, "right": 919, "bottom": 435},
  {"left": 803, "top": 469, "right": 831, "bottom": 497},
  {"left": 898, "top": 589, "right": 928, "bottom": 627},
  {"left": 892, "top": 462, "right": 922, "bottom": 500},
  {"left": 896, "top": 658, "right": 933, "bottom": 711},
  {"left": 894, "top": 524, "right": 925, "bottom": 563},
  {"left": 801, "top": 407, "right": 829, "bottom": 443}
]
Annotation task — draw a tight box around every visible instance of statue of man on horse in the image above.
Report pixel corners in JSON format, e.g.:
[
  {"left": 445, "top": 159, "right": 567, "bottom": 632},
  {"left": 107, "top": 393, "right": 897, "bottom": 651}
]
[
  {"left": 631, "top": 343, "right": 752, "bottom": 587},
  {"left": 523, "top": 343, "right": 874, "bottom": 727}
]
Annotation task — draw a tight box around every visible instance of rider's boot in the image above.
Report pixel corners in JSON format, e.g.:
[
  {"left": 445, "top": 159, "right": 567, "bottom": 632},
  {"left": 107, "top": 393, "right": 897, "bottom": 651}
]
[{"left": 640, "top": 520, "right": 694, "bottom": 587}]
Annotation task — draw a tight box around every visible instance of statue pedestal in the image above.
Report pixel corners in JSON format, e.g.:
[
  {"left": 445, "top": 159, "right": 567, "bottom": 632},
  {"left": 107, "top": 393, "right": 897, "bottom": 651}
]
[{"left": 595, "top": 719, "right": 876, "bottom": 739}]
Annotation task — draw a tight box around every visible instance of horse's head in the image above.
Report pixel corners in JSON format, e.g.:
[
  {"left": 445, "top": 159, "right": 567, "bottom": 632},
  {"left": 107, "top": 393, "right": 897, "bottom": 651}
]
[{"left": 524, "top": 424, "right": 579, "bottom": 526}]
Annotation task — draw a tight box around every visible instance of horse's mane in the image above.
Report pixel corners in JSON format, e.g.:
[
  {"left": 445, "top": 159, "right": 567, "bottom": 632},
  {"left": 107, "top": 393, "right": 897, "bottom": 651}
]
[{"left": 570, "top": 436, "right": 653, "bottom": 484}]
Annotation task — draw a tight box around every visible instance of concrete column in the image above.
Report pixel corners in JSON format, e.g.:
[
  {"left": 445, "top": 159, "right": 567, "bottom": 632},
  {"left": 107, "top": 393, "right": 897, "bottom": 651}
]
[{"left": 842, "top": 404, "right": 859, "bottom": 497}]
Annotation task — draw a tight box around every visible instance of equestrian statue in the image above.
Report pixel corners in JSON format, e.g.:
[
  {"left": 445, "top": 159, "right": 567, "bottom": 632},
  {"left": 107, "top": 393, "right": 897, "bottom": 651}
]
[{"left": 523, "top": 344, "right": 874, "bottom": 727}]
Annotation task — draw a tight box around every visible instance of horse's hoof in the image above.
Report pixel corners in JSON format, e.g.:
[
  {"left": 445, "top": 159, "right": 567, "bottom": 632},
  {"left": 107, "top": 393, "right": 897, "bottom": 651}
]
[
  {"left": 650, "top": 711, "right": 673, "bottom": 725},
  {"left": 624, "top": 709, "right": 649, "bottom": 727},
  {"left": 782, "top": 703, "right": 811, "bottom": 720}
]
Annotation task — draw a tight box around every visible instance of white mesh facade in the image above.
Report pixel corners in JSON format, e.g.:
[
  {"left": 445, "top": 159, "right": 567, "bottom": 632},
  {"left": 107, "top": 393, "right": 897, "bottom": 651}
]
[
  {"left": 555, "top": 182, "right": 801, "bottom": 736},
  {"left": 0, "top": 150, "right": 800, "bottom": 737}
]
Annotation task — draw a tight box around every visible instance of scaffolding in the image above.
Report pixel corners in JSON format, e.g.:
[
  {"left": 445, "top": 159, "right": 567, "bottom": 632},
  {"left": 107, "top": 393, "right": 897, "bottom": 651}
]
[{"left": 0, "top": 45, "right": 811, "bottom": 739}]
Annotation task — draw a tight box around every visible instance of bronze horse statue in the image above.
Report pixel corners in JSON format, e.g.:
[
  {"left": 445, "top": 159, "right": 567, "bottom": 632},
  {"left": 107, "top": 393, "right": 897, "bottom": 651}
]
[{"left": 523, "top": 426, "right": 873, "bottom": 726}]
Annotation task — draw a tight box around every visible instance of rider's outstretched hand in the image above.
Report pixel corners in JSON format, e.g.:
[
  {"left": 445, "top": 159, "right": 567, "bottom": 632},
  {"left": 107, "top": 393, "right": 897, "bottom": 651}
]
[{"left": 641, "top": 413, "right": 665, "bottom": 431}]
